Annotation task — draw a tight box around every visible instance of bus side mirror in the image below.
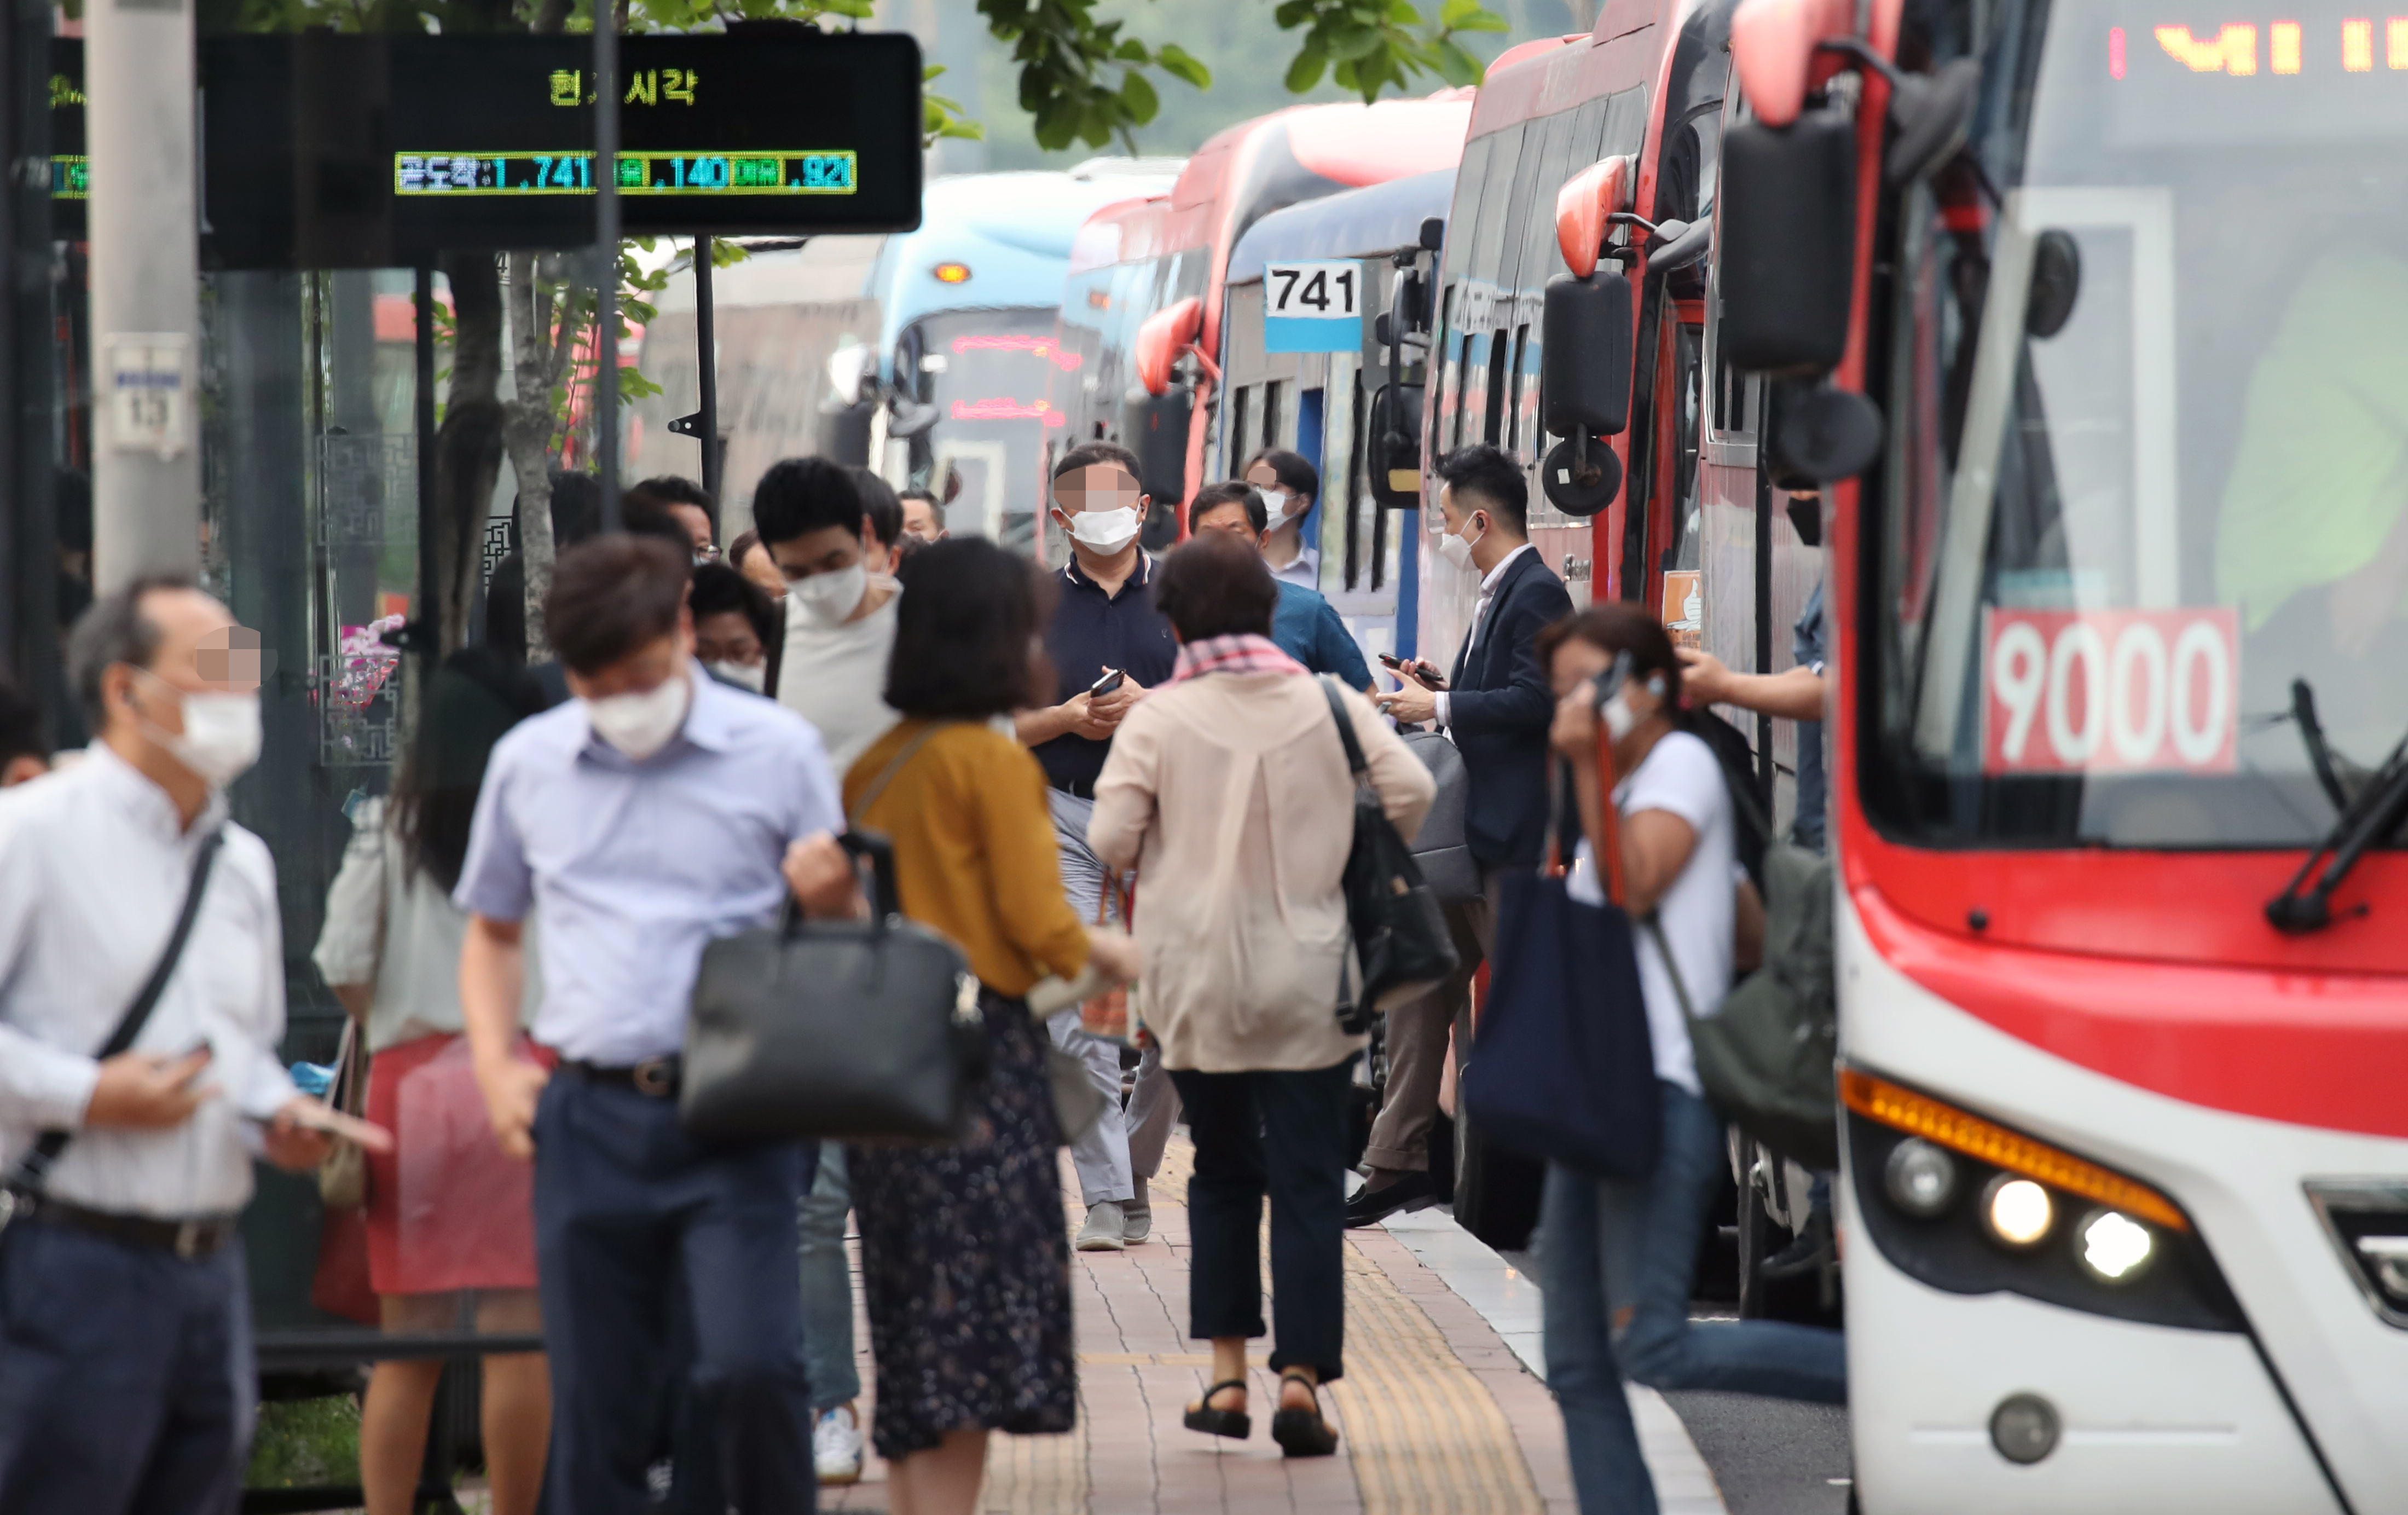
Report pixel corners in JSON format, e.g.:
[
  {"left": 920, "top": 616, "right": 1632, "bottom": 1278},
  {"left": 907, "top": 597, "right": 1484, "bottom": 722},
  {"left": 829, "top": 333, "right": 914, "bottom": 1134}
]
[
  {"left": 1718, "top": 108, "right": 1856, "bottom": 375},
  {"left": 1122, "top": 385, "right": 1192, "bottom": 506},
  {"left": 1368, "top": 382, "right": 1425, "bottom": 508},
  {"left": 1539, "top": 269, "right": 1633, "bottom": 516}
]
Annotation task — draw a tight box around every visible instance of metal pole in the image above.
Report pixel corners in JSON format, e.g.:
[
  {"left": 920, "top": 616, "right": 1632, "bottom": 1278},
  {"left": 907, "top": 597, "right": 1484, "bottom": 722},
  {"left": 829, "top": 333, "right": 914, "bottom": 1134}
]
[
  {"left": 87, "top": 0, "right": 202, "bottom": 590},
  {"left": 693, "top": 236, "right": 719, "bottom": 504},
  {"left": 414, "top": 265, "right": 438, "bottom": 657},
  {"left": 594, "top": 18, "right": 621, "bottom": 531}
]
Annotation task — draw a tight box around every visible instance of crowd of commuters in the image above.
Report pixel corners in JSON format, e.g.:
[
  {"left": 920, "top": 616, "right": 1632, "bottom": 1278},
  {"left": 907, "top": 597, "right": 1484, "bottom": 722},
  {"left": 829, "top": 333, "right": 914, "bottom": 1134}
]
[{"left": 0, "top": 424, "right": 1840, "bottom": 1515}]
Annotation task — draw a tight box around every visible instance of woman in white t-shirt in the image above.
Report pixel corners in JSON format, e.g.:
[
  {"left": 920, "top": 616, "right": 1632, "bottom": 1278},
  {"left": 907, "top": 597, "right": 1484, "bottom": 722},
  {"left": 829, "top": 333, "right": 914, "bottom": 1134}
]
[{"left": 1532, "top": 604, "right": 1845, "bottom": 1515}]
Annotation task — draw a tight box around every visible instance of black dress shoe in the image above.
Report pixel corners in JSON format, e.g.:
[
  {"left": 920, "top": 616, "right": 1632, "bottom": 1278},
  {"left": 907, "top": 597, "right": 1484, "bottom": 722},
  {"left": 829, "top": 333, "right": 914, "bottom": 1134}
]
[{"left": 1343, "top": 1171, "right": 1438, "bottom": 1228}]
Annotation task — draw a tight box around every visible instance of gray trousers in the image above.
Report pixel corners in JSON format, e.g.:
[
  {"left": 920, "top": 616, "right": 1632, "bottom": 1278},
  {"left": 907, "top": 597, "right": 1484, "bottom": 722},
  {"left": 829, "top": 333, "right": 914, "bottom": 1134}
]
[
  {"left": 1046, "top": 788, "right": 1137, "bottom": 1206},
  {"left": 1362, "top": 882, "right": 1496, "bottom": 1174},
  {"left": 796, "top": 1141, "right": 858, "bottom": 1410}
]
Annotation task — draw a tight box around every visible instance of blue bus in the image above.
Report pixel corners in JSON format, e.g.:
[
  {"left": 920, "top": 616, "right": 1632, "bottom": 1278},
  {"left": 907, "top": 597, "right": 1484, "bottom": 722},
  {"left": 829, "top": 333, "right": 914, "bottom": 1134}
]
[{"left": 843, "top": 165, "right": 1177, "bottom": 551}]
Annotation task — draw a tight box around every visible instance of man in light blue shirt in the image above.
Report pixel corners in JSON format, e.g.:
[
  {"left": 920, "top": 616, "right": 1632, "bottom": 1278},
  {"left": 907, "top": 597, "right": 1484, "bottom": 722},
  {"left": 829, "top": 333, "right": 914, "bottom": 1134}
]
[{"left": 456, "top": 534, "right": 849, "bottom": 1514}]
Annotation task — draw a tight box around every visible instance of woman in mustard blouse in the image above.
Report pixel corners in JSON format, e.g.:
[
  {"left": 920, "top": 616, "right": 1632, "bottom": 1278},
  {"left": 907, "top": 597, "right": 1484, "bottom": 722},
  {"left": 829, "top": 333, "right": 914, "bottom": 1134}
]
[{"left": 788, "top": 538, "right": 1139, "bottom": 1515}]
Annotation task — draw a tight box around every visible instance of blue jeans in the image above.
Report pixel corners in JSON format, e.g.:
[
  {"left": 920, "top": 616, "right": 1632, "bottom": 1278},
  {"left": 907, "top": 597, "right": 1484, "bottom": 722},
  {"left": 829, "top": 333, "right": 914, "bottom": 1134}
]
[
  {"left": 798, "top": 1141, "right": 860, "bottom": 1409},
  {"left": 0, "top": 1220, "right": 254, "bottom": 1515},
  {"left": 534, "top": 1074, "right": 818, "bottom": 1515},
  {"left": 1541, "top": 1082, "right": 1846, "bottom": 1515}
]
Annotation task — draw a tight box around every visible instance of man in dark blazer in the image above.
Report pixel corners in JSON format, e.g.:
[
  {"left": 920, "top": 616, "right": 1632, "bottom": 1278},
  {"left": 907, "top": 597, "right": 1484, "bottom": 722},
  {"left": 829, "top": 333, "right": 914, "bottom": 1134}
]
[{"left": 1351, "top": 444, "right": 1572, "bottom": 1226}]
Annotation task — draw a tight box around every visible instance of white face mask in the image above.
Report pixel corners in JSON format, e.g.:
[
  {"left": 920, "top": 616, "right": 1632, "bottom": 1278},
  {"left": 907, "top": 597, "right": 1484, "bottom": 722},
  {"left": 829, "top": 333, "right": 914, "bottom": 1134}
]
[
  {"left": 142, "top": 683, "right": 263, "bottom": 787},
  {"left": 1259, "top": 488, "right": 1294, "bottom": 530},
  {"left": 583, "top": 673, "right": 690, "bottom": 761},
  {"left": 1062, "top": 505, "right": 1141, "bottom": 554},
  {"left": 788, "top": 562, "right": 867, "bottom": 630},
  {"left": 1438, "top": 512, "right": 1486, "bottom": 573},
  {"left": 705, "top": 660, "right": 766, "bottom": 694}
]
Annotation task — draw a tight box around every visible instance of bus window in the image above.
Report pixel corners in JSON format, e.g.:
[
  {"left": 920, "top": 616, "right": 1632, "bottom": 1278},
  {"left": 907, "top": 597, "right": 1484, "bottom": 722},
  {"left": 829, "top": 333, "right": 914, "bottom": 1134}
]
[
  {"left": 1262, "top": 380, "right": 1284, "bottom": 452},
  {"left": 1505, "top": 323, "right": 1530, "bottom": 455},
  {"left": 1484, "top": 331, "right": 1510, "bottom": 444}
]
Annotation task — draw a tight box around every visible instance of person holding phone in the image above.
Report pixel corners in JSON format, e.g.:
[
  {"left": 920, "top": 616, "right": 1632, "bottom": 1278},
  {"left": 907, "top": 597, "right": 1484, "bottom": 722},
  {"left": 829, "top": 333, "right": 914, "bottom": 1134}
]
[
  {"left": 1016, "top": 442, "right": 1179, "bottom": 1253},
  {"left": 0, "top": 577, "right": 361, "bottom": 1515}
]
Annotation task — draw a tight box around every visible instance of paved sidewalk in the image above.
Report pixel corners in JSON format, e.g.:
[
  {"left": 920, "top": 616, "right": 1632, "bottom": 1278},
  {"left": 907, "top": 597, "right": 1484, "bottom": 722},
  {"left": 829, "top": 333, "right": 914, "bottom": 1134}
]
[{"left": 819, "top": 1134, "right": 1725, "bottom": 1513}]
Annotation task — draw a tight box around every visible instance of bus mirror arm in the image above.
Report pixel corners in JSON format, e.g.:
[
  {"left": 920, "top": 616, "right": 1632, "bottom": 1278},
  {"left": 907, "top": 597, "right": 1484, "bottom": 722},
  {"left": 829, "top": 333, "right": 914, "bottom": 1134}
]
[{"left": 1815, "top": 38, "right": 1983, "bottom": 186}]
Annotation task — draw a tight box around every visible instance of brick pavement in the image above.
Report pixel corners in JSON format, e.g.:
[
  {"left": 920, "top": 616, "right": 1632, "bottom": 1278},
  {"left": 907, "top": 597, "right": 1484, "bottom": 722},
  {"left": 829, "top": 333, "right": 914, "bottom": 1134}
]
[{"left": 821, "top": 1136, "right": 1581, "bottom": 1513}]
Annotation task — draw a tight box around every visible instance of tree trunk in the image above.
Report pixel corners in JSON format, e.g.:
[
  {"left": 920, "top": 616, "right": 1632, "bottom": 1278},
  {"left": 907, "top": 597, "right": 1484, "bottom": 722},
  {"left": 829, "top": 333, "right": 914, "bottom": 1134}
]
[
  {"left": 435, "top": 252, "right": 505, "bottom": 655},
  {"left": 504, "top": 251, "right": 563, "bottom": 661}
]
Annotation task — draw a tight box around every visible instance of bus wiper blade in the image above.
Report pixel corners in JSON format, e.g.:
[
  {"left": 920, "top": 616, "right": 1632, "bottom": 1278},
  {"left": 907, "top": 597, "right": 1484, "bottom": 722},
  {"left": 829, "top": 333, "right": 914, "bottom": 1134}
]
[
  {"left": 2290, "top": 679, "right": 2353, "bottom": 814},
  {"left": 2266, "top": 731, "right": 2408, "bottom": 934}
]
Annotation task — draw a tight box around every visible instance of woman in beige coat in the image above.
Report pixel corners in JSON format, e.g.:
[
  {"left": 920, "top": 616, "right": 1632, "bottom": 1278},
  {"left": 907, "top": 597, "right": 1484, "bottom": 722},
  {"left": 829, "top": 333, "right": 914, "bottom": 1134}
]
[{"left": 1089, "top": 531, "right": 1435, "bottom": 1457}]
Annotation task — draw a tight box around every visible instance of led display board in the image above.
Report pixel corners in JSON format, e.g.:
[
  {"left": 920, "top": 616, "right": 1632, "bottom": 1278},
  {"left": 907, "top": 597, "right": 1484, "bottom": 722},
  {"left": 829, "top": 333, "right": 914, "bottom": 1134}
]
[{"left": 48, "top": 31, "right": 922, "bottom": 267}]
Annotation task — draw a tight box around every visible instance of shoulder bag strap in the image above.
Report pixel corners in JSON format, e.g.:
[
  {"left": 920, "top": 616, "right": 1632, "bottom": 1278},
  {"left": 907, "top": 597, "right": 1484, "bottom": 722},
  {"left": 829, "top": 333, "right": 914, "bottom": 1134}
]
[
  {"left": 9, "top": 828, "right": 227, "bottom": 1195},
  {"left": 846, "top": 721, "right": 951, "bottom": 828},
  {"left": 1642, "top": 915, "right": 1701, "bottom": 1026},
  {"left": 1318, "top": 676, "right": 1369, "bottom": 782}
]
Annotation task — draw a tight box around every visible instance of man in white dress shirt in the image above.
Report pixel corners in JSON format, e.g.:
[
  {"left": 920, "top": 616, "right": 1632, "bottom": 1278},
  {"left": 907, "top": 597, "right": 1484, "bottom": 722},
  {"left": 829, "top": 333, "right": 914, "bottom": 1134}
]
[{"left": 0, "top": 576, "right": 344, "bottom": 1515}]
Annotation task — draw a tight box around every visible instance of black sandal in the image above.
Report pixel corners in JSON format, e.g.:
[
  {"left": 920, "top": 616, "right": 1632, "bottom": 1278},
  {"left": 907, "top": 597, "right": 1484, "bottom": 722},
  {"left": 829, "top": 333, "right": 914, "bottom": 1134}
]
[
  {"left": 1183, "top": 1378, "right": 1251, "bottom": 1440},
  {"left": 1270, "top": 1370, "right": 1339, "bottom": 1458}
]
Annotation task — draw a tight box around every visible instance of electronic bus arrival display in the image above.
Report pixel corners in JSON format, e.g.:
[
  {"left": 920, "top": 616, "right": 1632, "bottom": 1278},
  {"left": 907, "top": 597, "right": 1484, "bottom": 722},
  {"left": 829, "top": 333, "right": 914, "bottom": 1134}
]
[{"left": 47, "top": 32, "right": 922, "bottom": 267}]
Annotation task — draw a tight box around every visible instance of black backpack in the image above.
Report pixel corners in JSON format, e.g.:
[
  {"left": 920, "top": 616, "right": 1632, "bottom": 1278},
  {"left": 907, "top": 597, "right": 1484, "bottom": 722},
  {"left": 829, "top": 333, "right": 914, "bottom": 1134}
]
[{"left": 1320, "top": 678, "right": 1460, "bottom": 1034}]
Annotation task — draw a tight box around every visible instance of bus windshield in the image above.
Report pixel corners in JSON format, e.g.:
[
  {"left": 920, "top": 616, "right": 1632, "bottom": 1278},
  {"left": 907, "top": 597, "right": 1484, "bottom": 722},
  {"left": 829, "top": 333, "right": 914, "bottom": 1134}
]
[
  {"left": 895, "top": 308, "right": 1075, "bottom": 557},
  {"left": 1873, "top": 0, "right": 2408, "bottom": 848}
]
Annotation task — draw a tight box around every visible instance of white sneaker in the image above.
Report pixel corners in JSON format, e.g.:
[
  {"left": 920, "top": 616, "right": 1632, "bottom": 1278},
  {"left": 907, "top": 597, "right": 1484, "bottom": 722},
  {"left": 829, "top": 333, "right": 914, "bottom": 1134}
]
[
  {"left": 1077, "top": 1200, "right": 1128, "bottom": 1252},
  {"left": 814, "top": 1403, "right": 864, "bottom": 1485}
]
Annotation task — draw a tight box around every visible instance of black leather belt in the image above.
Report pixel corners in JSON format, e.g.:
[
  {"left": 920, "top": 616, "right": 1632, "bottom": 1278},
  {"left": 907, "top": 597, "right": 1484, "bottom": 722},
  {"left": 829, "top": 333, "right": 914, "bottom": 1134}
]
[
  {"left": 1051, "top": 778, "right": 1098, "bottom": 801},
  {"left": 4, "top": 1190, "right": 238, "bottom": 1259},
  {"left": 566, "top": 1056, "right": 682, "bottom": 1097}
]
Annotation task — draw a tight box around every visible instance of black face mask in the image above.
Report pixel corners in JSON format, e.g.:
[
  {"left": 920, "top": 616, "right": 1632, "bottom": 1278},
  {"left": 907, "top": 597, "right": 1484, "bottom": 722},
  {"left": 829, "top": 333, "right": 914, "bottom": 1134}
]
[{"left": 1786, "top": 493, "right": 1824, "bottom": 548}]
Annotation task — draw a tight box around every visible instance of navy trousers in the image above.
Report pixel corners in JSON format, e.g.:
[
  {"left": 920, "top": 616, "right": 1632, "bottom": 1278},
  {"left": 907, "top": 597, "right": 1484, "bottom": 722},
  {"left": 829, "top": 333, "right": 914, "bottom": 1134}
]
[
  {"left": 1170, "top": 1058, "right": 1356, "bottom": 1384},
  {"left": 0, "top": 1218, "right": 253, "bottom": 1515},
  {"left": 533, "top": 1074, "right": 818, "bottom": 1515}
]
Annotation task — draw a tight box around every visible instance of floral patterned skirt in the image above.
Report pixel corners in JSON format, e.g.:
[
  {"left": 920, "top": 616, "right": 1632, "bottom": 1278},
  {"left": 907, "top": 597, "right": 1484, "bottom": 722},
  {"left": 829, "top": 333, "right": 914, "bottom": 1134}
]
[{"left": 848, "top": 991, "right": 1076, "bottom": 1460}]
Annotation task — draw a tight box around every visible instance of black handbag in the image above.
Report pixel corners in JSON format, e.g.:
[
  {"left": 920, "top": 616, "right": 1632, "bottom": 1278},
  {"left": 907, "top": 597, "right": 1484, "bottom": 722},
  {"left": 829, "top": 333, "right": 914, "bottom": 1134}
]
[
  {"left": 680, "top": 730, "right": 988, "bottom": 1144},
  {"left": 1319, "top": 677, "right": 1459, "bottom": 1034}
]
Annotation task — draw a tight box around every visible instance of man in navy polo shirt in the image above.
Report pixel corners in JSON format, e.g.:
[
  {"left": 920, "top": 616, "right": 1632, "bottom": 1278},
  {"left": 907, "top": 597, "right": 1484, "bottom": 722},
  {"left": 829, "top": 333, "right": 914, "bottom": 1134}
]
[{"left": 1016, "top": 442, "right": 1178, "bottom": 1253}]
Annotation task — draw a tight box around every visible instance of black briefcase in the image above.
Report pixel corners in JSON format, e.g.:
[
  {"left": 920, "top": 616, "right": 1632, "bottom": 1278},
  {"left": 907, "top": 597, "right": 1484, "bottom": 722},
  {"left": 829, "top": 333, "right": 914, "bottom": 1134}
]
[{"left": 681, "top": 831, "right": 987, "bottom": 1144}]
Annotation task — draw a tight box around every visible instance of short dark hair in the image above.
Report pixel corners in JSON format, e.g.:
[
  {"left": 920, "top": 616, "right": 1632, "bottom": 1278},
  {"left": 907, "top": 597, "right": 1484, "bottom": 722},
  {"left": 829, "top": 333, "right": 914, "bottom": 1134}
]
[
  {"left": 899, "top": 485, "right": 942, "bottom": 521},
  {"left": 848, "top": 466, "right": 902, "bottom": 549},
  {"left": 67, "top": 573, "right": 198, "bottom": 730},
  {"left": 690, "top": 562, "right": 777, "bottom": 651},
  {"left": 1535, "top": 602, "right": 1685, "bottom": 715},
  {"left": 0, "top": 672, "right": 46, "bottom": 771},
  {"left": 544, "top": 536, "right": 691, "bottom": 676},
  {"left": 752, "top": 457, "right": 864, "bottom": 546},
  {"left": 1188, "top": 481, "right": 1266, "bottom": 536},
  {"left": 627, "top": 474, "right": 714, "bottom": 519},
  {"left": 1242, "top": 448, "right": 1319, "bottom": 503},
  {"left": 1154, "top": 531, "right": 1277, "bottom": 641},
  {"left": 1435, "top": 443, "right": 1529, "bottom": 536},
  {"left": 1052, "top": 441, "right": 1143, "bottom": 482},
  {"left": 621, "top": 501, "right": 697, "bottom": 554},
  {"left": 547, "top": 471, "right": 604, "bottom": 550},
  {"left": 886, "top": 539, "right": 1050, "bottom": 719}
]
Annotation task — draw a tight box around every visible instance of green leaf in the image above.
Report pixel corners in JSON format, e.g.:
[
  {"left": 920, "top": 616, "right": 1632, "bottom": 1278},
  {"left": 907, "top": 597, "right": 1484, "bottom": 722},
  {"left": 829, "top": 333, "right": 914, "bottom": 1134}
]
[
  {"left": 1118, "top": 68, "right": 1159, "bottom": 126},
  {"left": 1154, "top": 42, "right": 1212, "bottom": 89},
  {"left": 1432, "top": 36, "right": 1485, "bottom": 85},
  {"left": 1113, "top": 36, "right": 1149, "bottom": 62},
  {"left": 1446, "top": 1, "right": 1509, "bottom": 31},
  {"left": 1284, "top": 40, "right": 1329, "bottom": 91},
  {"left": 1326, "top": 21, "right": 1387, "bottom": 61}
]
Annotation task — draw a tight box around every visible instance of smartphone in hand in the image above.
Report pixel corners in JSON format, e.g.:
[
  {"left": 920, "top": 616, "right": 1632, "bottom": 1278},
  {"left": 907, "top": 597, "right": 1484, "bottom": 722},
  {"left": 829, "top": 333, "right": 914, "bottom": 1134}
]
[{"left": 1090, "top": 668, "right": 1126, "bottom": 698}]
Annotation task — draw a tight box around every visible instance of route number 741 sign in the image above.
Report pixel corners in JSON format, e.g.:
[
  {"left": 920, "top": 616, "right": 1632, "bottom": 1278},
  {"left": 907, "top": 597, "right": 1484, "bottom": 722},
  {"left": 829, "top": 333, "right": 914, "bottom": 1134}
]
[{"left": 1263, "top": 259, "right": 1363, "bottom": 354}]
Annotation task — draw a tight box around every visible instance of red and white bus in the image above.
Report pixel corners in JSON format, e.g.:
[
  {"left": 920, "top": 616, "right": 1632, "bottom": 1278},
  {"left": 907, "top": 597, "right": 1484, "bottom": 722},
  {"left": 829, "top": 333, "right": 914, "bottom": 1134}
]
[
  {"left": 1699, "top": 0, "right": 2408, "bottom": 1506},
  {"left": 1054, "top": 94, "right": 1473, "bottom": 558}
]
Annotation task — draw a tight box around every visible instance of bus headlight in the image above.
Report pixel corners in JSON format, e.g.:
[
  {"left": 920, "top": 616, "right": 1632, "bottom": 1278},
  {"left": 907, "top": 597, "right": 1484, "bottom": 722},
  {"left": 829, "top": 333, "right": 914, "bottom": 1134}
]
[
  {"left": 2077, "top": 1208, "right": 2156, "bottom": 1282},
  {"left": 1984, "top": 1176, "right": 2054, "bottom": 1248},
  {"left": 1884, "top": 1137, "right": 1959, "bottom": 1216}
]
